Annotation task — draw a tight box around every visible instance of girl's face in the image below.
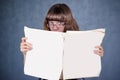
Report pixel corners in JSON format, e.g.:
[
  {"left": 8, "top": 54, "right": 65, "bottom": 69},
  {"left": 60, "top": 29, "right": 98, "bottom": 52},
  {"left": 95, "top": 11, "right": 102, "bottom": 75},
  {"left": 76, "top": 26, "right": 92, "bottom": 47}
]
[{"left": 48, "top": 21, "right": 65, "bottom": 32}]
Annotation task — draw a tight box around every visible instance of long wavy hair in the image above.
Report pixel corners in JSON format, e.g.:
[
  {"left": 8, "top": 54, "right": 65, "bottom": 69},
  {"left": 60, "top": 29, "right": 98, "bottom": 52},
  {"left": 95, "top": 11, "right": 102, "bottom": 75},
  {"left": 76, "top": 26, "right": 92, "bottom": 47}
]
[{"left": 43, "top": 3, "right": 79, "bottom": 32}]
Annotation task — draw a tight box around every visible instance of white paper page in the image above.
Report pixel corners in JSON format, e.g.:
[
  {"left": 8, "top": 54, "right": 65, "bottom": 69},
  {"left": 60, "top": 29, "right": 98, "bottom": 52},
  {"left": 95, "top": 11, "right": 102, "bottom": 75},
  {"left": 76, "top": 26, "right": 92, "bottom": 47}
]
[
  {"left": 24, "top": 26, "right": 63, "bottom": 80},
  {"left": 63, "top": 29, "right": 105, "bottom": 79}
]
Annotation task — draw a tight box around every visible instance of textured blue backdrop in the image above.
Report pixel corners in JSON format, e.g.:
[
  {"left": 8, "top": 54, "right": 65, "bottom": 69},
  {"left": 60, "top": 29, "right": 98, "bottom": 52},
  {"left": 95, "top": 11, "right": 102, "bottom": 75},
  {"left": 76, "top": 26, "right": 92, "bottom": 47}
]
[{"left": 0, "top": 0, "right": 120, "bottom": 80}]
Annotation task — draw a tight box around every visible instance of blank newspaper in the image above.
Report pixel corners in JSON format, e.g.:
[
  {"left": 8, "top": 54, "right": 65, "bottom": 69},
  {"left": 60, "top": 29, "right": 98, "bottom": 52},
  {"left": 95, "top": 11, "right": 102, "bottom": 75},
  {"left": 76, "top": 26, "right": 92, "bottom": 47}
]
[{"left": 24, "top": 26, "right": 105, "bottom": 80}]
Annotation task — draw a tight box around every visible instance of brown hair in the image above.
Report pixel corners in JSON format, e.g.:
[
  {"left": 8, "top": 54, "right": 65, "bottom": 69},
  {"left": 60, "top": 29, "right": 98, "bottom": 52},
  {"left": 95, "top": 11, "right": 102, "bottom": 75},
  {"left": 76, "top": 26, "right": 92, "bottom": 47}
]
[{"left": 43, "top": 3, "right": 79, "bottom": 32}]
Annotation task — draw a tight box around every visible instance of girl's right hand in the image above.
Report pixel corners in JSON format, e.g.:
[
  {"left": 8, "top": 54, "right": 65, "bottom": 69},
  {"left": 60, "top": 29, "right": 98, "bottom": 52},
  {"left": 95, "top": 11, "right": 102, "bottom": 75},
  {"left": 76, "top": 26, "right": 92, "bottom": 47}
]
[{"left": 20, "top": 37, "right": 32, "bottom": 54}]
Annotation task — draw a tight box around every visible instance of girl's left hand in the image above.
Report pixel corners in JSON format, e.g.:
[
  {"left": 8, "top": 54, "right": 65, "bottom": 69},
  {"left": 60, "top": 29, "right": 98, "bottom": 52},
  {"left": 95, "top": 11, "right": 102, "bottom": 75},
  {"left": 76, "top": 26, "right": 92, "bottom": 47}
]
[{"left": 94, "top": 46, "right": 104, "bottom": 57}]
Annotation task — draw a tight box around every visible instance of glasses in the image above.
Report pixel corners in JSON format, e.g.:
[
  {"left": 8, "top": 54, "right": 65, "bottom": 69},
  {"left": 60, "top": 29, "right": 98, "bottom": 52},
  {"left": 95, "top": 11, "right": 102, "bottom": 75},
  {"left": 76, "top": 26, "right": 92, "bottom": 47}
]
[{"left": 48, "top": 21, "right": 65, "bottom": 28}]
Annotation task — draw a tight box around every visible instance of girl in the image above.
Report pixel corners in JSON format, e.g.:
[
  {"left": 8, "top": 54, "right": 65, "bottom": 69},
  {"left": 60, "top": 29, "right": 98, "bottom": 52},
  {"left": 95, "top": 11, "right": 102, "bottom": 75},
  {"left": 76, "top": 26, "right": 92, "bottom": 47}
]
[{"left": 20, "top": 3, "right": 104, "bottom": 80}]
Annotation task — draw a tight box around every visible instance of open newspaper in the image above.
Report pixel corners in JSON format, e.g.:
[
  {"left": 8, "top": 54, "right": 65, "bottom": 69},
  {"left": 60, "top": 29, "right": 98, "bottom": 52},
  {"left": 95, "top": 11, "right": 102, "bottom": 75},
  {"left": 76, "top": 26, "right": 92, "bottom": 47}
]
[{"left": 24, "top": 26, "right": 105, "bottom": 80}]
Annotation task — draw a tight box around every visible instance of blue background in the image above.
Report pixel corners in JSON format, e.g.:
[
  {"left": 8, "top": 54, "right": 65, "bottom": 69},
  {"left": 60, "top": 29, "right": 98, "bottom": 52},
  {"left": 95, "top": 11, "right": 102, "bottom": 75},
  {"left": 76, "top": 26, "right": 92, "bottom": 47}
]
[{"left": 0, "top": 0, "right": 120, "bottom": 80}]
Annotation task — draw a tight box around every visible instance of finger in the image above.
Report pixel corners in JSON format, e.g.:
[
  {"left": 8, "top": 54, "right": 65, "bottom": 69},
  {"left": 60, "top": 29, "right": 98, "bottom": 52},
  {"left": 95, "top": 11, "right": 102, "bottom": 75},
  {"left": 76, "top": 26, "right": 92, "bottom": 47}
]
[
  {"left": 21, "top": 41, "right": 32, "bottom": 47},
  {"left": 97, "top": 46, "right": 104, "bottom": 54},
  {"left": 98, "top": 51, "right": 103, "bottom": 57},
  {"left": 20, "top": 46, "right": 32, "bottom": 54},
  {"left": 21, "top": 45, "right": 32, "bottom": 51},
  {"left": 95, "top": 46, "right": 103, "bottom": 51},
  {"left": 26, "top": 42, "right": 32, "bottom": 48},
  {"left": 94, "top": 50, "right": 103, "bottom": 57},
  {"left": 21, "top": 37, "right": 27, "bottom": 42}
]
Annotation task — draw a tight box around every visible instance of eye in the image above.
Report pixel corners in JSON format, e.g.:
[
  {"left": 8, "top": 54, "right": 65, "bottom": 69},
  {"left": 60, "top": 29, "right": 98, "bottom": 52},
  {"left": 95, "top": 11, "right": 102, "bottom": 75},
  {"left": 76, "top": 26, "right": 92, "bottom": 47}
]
[
  {"left": 49, "top": 21, "right": 52, "bottom": 24},
  {"left": 58, "top": 21, "right": 61, "bottom": 25},
  {"left": 58, "top": 21, "right": 64, "bottom": 25},
  {"left": 49, "top": 21, "right": 53, "bottom": 26}
]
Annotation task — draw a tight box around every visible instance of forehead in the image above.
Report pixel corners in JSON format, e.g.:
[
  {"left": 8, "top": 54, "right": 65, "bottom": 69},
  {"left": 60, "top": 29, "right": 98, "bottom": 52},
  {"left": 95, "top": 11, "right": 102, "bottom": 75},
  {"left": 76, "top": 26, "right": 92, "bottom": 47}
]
[
  {"left": 49, "top": 21, "right": 59, "bottom": 22},
  {"left": 48, "top": 20, "right": 64, "bottom": 23}
]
